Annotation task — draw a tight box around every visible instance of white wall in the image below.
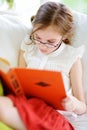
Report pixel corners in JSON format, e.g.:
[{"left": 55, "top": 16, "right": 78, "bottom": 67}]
[{"left": 40, "top": 0, "right": 61, "bottom": 4}]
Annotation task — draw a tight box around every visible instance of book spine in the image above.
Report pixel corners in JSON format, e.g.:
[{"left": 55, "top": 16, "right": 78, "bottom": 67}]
[{"left": 7, "top": 69, "right": 25, "bottom": 96}]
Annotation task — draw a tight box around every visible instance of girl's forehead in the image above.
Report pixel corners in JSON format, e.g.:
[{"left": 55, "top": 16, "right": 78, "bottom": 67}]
[{"left": 34, "top": 26, "right": 62, "bottom": 38}]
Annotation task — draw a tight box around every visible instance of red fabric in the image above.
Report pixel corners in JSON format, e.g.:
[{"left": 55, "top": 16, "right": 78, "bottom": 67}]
[{"left": 8, "top": 95, "right": 74, "bottom": 130}]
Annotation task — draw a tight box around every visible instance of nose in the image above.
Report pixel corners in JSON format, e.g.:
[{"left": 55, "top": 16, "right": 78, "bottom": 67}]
[{"left": 39, "top": 43, "right": 47, "bottom": 49}]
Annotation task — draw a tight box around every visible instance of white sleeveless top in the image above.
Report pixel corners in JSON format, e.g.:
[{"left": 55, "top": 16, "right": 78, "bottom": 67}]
[{"left": 21, "top": 35, "right": 84, "bottom": 95}]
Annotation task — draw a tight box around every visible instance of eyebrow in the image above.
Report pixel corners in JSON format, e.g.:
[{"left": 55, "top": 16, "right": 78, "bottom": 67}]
[{"left": 35, "top": 33, "right": 57, "bottom": 42}]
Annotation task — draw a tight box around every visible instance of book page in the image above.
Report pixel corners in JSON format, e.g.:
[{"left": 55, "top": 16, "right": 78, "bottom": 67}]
[{"left": 0, "top": 57, "right": 10, "bottom": 73}]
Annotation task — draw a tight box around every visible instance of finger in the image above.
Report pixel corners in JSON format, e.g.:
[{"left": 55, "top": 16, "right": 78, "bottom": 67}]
[{"left": 62, "top": 96, "right": 70, "bottom": 102}]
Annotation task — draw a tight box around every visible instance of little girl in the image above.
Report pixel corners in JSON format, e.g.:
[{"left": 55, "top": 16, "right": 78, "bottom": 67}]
[{"left": 0, "top": 1, "right": 86, "bottom": 130}]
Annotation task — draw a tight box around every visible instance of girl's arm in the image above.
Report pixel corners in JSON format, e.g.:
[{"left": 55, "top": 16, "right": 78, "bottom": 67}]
[
  {"left": 62, "top": 58, "right": 87, "bottom": 114},
  {"left": 70, "top": 58, "right": 85, "bottom": 102},
  {"left": 18, "top": 50, "right": 27, "bottom": 68}
]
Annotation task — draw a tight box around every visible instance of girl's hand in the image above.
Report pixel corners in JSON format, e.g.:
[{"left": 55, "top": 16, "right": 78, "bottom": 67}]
[
  {"left": 62, "top": 95, "right": 87, "bottom": 114},
  {"left": 62, "top": 95, "right": 77, "bottom": 112}
]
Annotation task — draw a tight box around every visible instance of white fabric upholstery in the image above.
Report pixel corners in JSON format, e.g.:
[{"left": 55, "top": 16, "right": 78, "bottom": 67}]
[{"left": 0, "top": 11, "right": 29, "bottom": 67}]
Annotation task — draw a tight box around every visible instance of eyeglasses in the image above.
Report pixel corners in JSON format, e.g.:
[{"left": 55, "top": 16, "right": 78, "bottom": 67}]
[{"left": 30, "top": 35, "right": 62, "bottom": 48}]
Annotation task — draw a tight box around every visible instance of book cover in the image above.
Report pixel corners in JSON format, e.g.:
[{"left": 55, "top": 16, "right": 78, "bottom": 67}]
[{"left": 0, "top": 68, "right": 66, "bottom": 110}]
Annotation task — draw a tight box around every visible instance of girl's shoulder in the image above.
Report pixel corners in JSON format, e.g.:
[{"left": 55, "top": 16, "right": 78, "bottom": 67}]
[{"left": 62, "top": 43, "right": 85, "bottom": 73}]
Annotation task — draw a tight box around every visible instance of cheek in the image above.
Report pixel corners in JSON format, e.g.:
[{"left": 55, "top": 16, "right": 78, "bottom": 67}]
[
  {"left": 47, "top": 48, "right": 56, "bottom": 53},
  {"left": 50, "top": 46, "right": 58, "bottom": 51}
]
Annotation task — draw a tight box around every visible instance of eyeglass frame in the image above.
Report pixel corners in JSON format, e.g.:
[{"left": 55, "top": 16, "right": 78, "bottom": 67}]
[{"left": 30, "top": 34, "right": 63, "bottom": 48}]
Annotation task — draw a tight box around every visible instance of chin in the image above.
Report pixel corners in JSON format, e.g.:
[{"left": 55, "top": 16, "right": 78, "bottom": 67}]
[{"left": 40, "top": 49, "right": 52, "bottom": 54}]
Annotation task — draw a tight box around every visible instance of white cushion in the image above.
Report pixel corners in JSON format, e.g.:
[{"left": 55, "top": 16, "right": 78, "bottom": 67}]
[
  {"left": 71, "top": 11, "right": 87, "bottom": 104},
  {"left": 0, "top": 11, "right": 29, "bottom": 67}
]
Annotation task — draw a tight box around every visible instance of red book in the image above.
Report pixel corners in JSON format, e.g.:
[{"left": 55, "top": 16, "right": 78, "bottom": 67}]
[{"left": 0, "top": 68, "right": 66, "bottom": 110}]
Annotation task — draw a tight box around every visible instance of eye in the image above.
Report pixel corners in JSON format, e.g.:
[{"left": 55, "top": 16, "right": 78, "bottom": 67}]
[{"left": 47, "top": 40, "right": 56, "bottom": 44}]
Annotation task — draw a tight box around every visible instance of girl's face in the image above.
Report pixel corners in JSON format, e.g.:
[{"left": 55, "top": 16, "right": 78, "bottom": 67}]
[{"left": 32, "top": 26, "right": 62, "bottom": 54}]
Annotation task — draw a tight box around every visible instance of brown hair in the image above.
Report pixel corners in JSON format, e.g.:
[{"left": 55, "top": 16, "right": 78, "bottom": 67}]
[{"left": 31, "top": 2, "right": 74, "bottom": 45}]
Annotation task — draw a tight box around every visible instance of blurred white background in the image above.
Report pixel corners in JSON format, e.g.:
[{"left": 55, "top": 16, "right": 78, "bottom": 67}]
[{"left": 0, "top": 0, "right": 87, "bottom": 26}]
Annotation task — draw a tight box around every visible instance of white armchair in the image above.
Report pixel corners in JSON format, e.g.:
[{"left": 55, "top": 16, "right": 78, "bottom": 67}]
[{"left": 0, "top": 10, "right": 87, "bottom": 130}]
